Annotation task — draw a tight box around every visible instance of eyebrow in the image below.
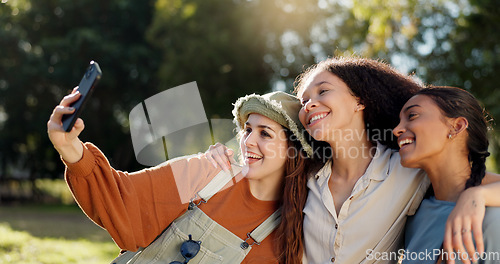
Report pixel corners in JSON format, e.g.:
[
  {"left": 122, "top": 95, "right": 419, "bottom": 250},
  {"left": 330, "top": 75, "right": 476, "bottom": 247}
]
[
  {"left": 403, "top": 104, "right": 421, "bottom": 113},
  {"left": 244, "top": 122, "right": 277, "bottom": 133},
  {"left": 314, "top": 81, "right": 330, "bottom": 86},
  {"left": 299, "top": 81, "right": 332, "bottom": 98}
]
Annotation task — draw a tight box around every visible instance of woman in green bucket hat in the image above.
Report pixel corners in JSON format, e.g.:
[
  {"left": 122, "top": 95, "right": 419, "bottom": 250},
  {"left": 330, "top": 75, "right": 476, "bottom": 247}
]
[{"left": 48, "top": 89, "right": 312, "bottom": 263}]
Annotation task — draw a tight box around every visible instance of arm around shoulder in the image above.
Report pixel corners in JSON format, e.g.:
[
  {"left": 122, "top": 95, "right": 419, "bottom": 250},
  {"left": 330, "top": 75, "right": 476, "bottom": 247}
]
[{"left": 474, "top": 172, "right": 500, "bottom": 207}]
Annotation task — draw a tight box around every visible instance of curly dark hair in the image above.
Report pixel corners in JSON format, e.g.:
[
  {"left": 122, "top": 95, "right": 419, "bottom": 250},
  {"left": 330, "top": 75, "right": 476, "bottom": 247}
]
[{"left": 294, "top": 56, "right": 423, "bottom": 150}]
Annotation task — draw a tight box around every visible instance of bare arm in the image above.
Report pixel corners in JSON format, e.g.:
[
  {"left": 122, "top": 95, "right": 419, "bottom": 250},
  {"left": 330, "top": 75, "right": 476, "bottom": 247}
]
[
  {"left": 443, "top": 172, "right": 500, "bottom": 264},
  {"left": 477, "top": 172, "right": 500, "bottom": 206}
]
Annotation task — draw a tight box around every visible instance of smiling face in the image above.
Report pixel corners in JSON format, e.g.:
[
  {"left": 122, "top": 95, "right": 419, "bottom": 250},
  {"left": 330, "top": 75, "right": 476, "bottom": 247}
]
[
  {"left": 239, "top": 114, "right": 289, "bottom": 182},
  {"left": 297, "top": 70, "right": 365, "bottom": 143},
  {"left": 393, "top": 95, "right": 453, "bottom": 168}
]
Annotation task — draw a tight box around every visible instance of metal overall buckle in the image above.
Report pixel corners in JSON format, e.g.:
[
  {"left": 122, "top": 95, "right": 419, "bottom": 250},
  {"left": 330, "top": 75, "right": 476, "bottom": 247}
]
[
  {"left": 240, "top": 233, "right": 260, "bottom": 250},
  {"left": 188, "top": 194, "right": 207, "bottom": 210}
]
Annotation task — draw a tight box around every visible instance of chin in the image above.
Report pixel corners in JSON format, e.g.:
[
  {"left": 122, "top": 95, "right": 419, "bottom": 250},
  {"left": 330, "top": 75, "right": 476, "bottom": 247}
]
[
  {"left": 400, "top": 158, "right": 419, "bottom": 169},
  {"left": 307, "top": 129, "right": 328, "bottom": 142},
  {"left": 243, "top": 169, "right": 257, "bottom": 179}
]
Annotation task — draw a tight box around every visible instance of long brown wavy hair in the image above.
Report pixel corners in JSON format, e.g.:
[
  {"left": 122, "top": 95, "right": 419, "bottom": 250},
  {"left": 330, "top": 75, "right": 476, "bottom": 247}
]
[{"left": 276, "top": 130, "right": 309, "bottom": 264}]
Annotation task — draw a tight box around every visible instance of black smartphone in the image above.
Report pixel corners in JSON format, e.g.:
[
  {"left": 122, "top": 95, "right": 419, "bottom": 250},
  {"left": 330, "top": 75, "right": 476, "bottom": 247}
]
[{"left": 61, "top": 61, "right": 102, "bottom": 132}]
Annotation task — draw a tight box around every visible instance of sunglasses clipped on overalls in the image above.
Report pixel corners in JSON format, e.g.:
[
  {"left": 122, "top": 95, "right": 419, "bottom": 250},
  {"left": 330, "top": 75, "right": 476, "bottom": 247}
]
[{"left": 111, "top": 165, "right": 281, "bottom": 264}]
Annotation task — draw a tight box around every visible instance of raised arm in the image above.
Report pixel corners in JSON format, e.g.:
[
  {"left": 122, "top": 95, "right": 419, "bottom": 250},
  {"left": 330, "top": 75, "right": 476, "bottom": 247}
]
[
  {"left": 443, "top": 172, "right": 500, "bottom": 264},
  {"left": 47, "top": 89, "right": 183, "bottom": 250},
  {"left": 48, "top": 90, "right": 219, "bottom": 251}
]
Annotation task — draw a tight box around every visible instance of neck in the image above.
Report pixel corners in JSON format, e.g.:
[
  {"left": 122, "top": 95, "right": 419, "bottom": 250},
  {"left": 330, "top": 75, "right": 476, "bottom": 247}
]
[
  {"left": 326, "top": 129, "right": 375, "bottom": 181},
  {"left": 248, "top": 175, "right": 284, "bottom": 201},
  {"left": 422, "top": 153, "right": 471, "bottom": 202}
]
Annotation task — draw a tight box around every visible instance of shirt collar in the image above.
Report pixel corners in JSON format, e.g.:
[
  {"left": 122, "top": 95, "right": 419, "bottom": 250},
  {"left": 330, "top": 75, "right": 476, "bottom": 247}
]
[
  {"left": 314, "top": 159, "right": 332, "bottom": 187},
  {"left": 314, "top": 142, "right": 392, "bottom": 186}
]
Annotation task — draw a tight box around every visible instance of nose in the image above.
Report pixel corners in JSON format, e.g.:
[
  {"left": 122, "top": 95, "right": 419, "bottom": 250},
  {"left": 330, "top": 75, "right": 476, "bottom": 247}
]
[
  {"left": 244, "top": 131, "right": 257, "bottom": 147},
  {"left": 393, "top": 121, "right": 405, "bottom": 137},
  {"left": 303, "top": 99, "right": 318, "bottom": 113}
]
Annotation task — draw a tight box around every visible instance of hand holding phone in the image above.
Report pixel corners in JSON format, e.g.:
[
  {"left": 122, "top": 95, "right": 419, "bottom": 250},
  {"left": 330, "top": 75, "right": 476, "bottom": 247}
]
[{"left": 61, "top": 61, "right": 102, "bottom": 132}]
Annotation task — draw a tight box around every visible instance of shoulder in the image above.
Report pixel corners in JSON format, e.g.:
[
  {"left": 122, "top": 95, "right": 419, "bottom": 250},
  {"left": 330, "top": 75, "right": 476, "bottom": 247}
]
[
  {"left": 154, "top": 153, "right": 219, "bottom": 175},
  {"left": 484, "top": 207, "right": 500, "bottom": 227},
  {"left": 371, "top": 143, "right": 399, "bottom": 170},
  {"left": 140, "top": 153, "right": 224, "bottom": 203},
  {"left": 386, "top": 149, "right": 426, "bottom": 179},
  {"left": 306, "top": 160, "right": 331, "bottom": 186},
  {"left": 483, "top": 207, "right": 500, "bottom": 248},
  {"left": 371, "top": 143, "right": 426, "bottom": 179}
]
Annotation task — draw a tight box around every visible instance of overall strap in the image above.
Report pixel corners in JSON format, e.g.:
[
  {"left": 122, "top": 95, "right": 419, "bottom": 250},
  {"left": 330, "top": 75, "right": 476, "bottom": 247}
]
[
  {"left": 196, "top": 164, "right": 281, "bottom": 247},
  {"left": 197, "top": 164, "right": 242, "bottom": 202},
  {"left": 241, "top": 209, "right": 281, "bottom": 249}
]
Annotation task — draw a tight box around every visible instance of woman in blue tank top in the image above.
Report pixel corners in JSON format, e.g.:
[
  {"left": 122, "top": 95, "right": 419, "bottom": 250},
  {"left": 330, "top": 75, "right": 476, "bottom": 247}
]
[{"left": 394, "top": 86, "right": 500, "bottom": 264}]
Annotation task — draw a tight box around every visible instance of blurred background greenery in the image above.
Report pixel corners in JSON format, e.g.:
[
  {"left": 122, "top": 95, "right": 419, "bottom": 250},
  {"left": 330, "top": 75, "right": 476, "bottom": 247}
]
[
  {"left": 1, "top": 0, "right": 499, "bottom": 185},
  {"left": 0, "top": 0, "right": 499, "bottom": 262}
]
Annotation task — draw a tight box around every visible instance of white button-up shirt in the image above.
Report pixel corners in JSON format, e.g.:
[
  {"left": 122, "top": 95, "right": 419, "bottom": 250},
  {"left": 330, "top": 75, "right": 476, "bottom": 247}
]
[{"left": 303, "top": 143, "right": 429, "bottom": 264}]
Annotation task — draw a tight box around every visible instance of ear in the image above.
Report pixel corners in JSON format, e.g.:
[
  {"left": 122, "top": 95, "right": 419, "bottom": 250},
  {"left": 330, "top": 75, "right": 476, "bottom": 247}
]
[
  {"left": 355, "top": 103, "right": 365, "bottom": 112},
  {"left": 451, "top": 117, "right": 468, "bottom": 136}
]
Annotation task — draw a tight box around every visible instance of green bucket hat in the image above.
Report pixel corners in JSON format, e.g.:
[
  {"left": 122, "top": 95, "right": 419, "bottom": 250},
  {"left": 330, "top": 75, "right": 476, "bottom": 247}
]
[{"left": 232, "top": 91, "right": 313, "bottom": 157}]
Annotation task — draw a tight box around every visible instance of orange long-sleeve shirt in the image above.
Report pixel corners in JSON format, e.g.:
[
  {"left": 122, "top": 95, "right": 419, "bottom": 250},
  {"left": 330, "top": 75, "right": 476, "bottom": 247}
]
[{"left": 64, "top": 143, "right": 280, "bottom": 263}]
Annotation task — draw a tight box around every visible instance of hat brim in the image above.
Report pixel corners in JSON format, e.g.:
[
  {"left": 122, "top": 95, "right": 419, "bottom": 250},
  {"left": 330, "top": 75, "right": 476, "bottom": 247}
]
[{"left": 232, "top": 93, "right": 313, "bottom": 157}]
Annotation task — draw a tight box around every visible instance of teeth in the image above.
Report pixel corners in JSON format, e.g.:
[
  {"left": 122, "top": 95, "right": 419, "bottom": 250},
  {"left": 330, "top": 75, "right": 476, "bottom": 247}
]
[
  {"left": 309, "top": 113, "right": 327, "bottom": 124},
  {"left": 246, "top": 153, "right": 262, "bottom": 159},
  {"left": 398, "top": 138, "right": 414, "bottom": 148}
]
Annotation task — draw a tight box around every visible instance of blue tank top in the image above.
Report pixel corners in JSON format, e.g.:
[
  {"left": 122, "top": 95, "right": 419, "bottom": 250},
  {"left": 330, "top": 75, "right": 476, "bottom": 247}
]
[{"left": 404, "top": 197, "right": 500, "bottom": 264}]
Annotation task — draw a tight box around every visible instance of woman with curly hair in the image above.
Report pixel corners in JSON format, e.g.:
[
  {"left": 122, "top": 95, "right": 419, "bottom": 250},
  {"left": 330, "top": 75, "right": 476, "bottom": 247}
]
[
  {"left": 208, "top": 57, "right": 500, "bottom": 263},
  {"left": 294, "top": 57, "right": 500, "bottom": 264},
  {"left": 295, "top": 56, "right": 428, "bottom": 263}
]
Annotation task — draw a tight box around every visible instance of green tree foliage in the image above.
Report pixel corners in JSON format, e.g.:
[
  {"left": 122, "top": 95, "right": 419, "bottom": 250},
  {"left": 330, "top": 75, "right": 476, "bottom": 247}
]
[
  {"left": 145, "top": 0, "right": 324, "bottom": 117},
  {"left": 379, "top": 0, "right": 500, "bottom": 165},
  {"left": 0, "top": 0, "right": 160, "bottom": 180},
  {"left": 287, "top": 0, "right": 500, "bottom": 167},
  {"left": 1, "top": 0, "right": 499, "bottom": 188},
  {"left": 0, "top": 0, "right": 326, "bottom": 181},
  {"left": 146, "top": 0, "right": 270, "bottom": 118}
]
